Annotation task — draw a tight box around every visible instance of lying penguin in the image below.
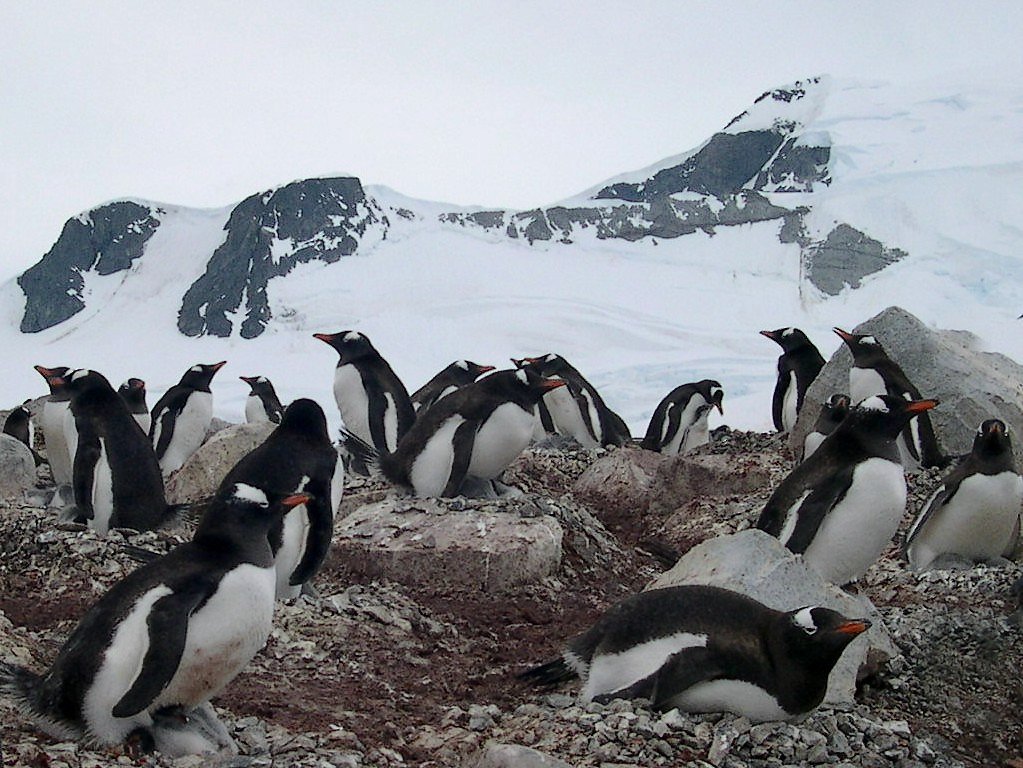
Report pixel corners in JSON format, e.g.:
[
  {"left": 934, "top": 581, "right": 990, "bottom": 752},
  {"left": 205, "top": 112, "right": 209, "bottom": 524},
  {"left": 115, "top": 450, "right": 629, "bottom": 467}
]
[{"left": 519, "top": 584, "right": 868, "bottom": 722}]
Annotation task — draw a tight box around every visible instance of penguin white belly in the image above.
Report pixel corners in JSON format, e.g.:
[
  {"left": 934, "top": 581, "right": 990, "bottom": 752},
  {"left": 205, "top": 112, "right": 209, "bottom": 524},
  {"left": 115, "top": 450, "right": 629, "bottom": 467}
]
[
  {"left": 83, "top": 585, "right": 174, "bottom": 744},
  {"left": 849, "top": 367, "right": 886, "bottom": 403},
  {"left": 545, "top": 386, "right": 598, "bottom": 449},
  {"left": 669, "top": 680, "right": 792, "bottom": 723},
  {"left": 468, "top": 403, "right": 535, "bottom": 479},
  {"left": 275, "top": 505, "right": 310, "bottom": 600},
  {"left": 663, "top": 399, "right": 708, "bottom": 456},
  {"left": 582, "top": 632, "right": 708, "bottom": 702},
  {"left": 42, "top": 400, "right": 72, "bottom": 486},
  {"left": 802, "top": 458, "right": 906, "bottom": 584},
  {"left": 329, "top": 453, "right": 346, "bottom": 517},
  {"left": 781, "top": 372, "right": 799, "bottom": 432},
  {"left": 155, "top": 564, "right": 275, "bottom": 709},
  {"left": 90, "top": 438, "right": 115, "bottom": 537},
  {"left": 908, "top": 472, "right": 1023, "bottom": 569},
  {"left": 159, "top": 393, "right": 212, "bottom": 476},
  {"left": 133, "top": 413, "right": 152, "bottom": 435},
  {"left": 333, "top": 365, "right": 372, "bottom": 446},
  {"left": 382, "top": 392, "right": 399, "bottom": 452},
  {"left": 245, "top": 395, "right": 268, "bottom": 424},
  {"left": 409, "top": 416, "right": 464, "bottom": 497},
  {"left": 63, "top": 407, "right": 80, "bottom": 472}
]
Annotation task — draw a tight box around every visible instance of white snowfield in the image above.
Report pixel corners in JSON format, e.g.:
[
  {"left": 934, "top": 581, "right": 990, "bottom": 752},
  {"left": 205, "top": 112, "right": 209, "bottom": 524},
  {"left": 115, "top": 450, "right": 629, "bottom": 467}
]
[{"left": 2, "top": 73, "right": 1021, "bottom": 437}]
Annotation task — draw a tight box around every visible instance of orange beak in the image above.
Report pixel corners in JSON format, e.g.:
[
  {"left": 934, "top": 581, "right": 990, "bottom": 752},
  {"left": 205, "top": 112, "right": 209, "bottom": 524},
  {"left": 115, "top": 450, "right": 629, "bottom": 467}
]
[
  {"left": 906, "top": 399, "right": 939, "bottom": 414},
  {"left": 835, "top": 619, "right": 871, "bottom": 636}
]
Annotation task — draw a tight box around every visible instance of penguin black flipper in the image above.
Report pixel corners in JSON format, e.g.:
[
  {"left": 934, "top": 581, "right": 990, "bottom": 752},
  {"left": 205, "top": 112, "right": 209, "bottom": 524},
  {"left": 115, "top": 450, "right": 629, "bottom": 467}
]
[
  {"left": 286, "top": 488, "right": 332, "bottom": 588},
  {"left": 111, "top": 580, "right": 216, "bottom": 718},
  {"left": 782, "top": 473, "right": 855, "bottom": 555},
  {"left": 660, "top": 401, "right": 687, "bottom": 451},
  {"left": 903, "top": 480, "right": 957, "bottom": 556},
  {"left": 621, "top": 647, "right": 723, "bottom": 710},
  {"left": 72, "top": 435, "right": 101, "bottom": 521},
  {"left": 441, "top": 420, "right": 481, "bottom": 497},
  {"left": 367, "top": 387, "right": 396, "bottom": 461},
  {"left": 150, "top": 398, "right": 183, "bottom": 462}
]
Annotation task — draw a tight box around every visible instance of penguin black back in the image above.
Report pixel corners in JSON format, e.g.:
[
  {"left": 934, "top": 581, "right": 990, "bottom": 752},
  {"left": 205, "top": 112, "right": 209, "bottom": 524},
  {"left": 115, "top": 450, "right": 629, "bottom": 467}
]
[
  {"left": 410, "top": 360, "right": 495, "bottom": 414},
  {"left": 641, "top": 379, "right": 724, "bottom": 454},
  {"left": 240, "top": 375, "right": 284, "bottom": 424}
]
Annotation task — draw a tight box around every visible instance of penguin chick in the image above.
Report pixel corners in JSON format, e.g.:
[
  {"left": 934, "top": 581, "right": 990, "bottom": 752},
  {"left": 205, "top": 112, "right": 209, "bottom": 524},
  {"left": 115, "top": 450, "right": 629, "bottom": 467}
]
[
  {"left": 519, "top": 584, "right": 869, "bottom": 722},
  {"left": 760, "top": 328, "right": 825, "bottom": 433},
  {"left": 905, "top": 418, "right": 1023, "bottom": 571},
  {"left": 641, "top": 380, "right": 724, "bottom": 455},
  {"left": 0, "top": 486, "right": 310, "bottom": 755},
  {"left": 756, "top": 394, "right": 937, "bottom": 585}
]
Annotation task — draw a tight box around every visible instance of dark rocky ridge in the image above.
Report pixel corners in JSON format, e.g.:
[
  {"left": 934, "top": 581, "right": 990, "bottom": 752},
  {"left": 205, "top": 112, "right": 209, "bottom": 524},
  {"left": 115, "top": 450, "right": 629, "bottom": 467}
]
[{"left": 14, "top": 78, "right": 905, "bottom": 338}]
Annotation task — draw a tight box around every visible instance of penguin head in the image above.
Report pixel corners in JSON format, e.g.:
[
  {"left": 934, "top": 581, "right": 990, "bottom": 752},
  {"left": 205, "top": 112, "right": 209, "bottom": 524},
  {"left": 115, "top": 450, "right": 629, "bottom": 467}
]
[
  {"left": 760, "top": 327, "right": 811, "bottom": 352},
  {"left": 278, "top": 398, "right": 330, "bottom": 441},
  {"left": 700, "top": 380, "right": 725, "bottom": 414},
  {"left": 313, "top": 330, "right": 378, "bottom": 364},
  {"left": 178, "top": 361, "right": 227, "bottom": 391},
  {"left": 775, "top": 605, "right": 870, "bottom": 670},
  {"left": 833, "top": 328, "right": 888, "bottom": 363},
  {"left": 117, "top": 378, "right": 148, "bottom": 406},
  {"left": 974, "top": 418, "right": 1012, "bottom": 457},
  {"left": 516, "top": 353, "right": 568, "bottom": 377},
  {"left": 66, "top": 368, "right": 115, "bottom": 395},
  {"left": 847, "top": 394, "right": 938, "bottom": 439},
  {"left": 34, "top": 365, "right": 71, "bottom": 395},
  {"left": 198, "top": 483, "right": 313, "bottom": 541},
  {"left": 489, "top": 368, "right": 567, "bottom": 403},
  {"left": 463, "top": 360, "right": 496, "bottom": 380}
]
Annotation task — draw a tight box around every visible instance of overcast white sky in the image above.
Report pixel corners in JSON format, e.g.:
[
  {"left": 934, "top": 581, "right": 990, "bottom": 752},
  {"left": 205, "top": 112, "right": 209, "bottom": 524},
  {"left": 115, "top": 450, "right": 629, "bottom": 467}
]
[{"left": 3, "top": 1, "right": 1022, "bottom": 282}]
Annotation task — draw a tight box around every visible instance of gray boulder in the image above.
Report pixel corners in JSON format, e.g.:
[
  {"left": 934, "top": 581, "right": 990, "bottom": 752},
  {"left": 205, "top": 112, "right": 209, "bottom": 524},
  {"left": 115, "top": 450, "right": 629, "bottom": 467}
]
[
  {"left": 165, "top": 421, "right": 275, "bottom": 504},
  {"left": 790, "top": 306, "right": 1023, "bottom": 460},
  {"left": 465, "top": 743, "right": 574, "bottom": 768},
  {"left": 334, "top": 497, "right": 563, "bottom": 593},
  {"left": 649, "top": 530, "right": 896, "bottom": 707},
  {"left": 573, "top": 445, "right": 663, "bottom": 520},
  {"left": 647, "top": 450, "right": 775, "bottom": 517},
  {"left": 0, "top": 435, "right": 36, "bottom": 500}
]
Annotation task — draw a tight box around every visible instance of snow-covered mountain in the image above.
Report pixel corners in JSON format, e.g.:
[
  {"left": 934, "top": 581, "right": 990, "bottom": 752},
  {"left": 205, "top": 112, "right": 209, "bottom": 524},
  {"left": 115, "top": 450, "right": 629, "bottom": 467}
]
[{"left": 3, "top": 73, "right": 1022, "bottom": 435}]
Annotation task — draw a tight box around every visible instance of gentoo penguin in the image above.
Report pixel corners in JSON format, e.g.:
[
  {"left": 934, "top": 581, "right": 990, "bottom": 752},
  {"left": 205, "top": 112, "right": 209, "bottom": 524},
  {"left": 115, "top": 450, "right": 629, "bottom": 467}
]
[
  {"left": 3, "top": 402, "right": 43, "bottom": 464},
  {"left": 149, "top": 361, "right": 226, "bottom": 477},
  {"left": 756, "top": 394, "right": 938, "bottom": 585},
  {"left": 801, "top": 394, "right": 851, "bottom": 462},
  {"left": 904, "top": 418, "right": 1023, "bottom": 571},
  {"left": 344, "top": 368, "right": 565, "bottom": 497},
  {"left": 410, "top": 360, "right": 495, "bottom": 414},
  {"left": 118, "top": 378, "right": 151, "bottom": 434},
  {"left": 240, "top": 375, "right": 284, "bottom": 424},
  {"left": 640, "top": 380, "right": 724, "bottom": 455},
  {"left": 216, "top": 398, "right": 344, "bottom": 600},
  {"left": 66, "top": 369, "right": 173, "bottom": 536},
  {"left": 313, "top": 331, "right": 414, "bottom": 460},
  {"left": 0, "top": 485, "right": 310, "bottom": 756},
  {"left": 834, "top": 328, "right": 947, "bottom": 470},
  {"left": 34, "top": 365, "right": 74, "bottom": 507},
  {"left": 514, "top": 354, "right": 631, "bottom": 448},
  {"left": 519, "top": 584, "right": 869, "bottom": 722},
  {"left": 760, "top": 328, "right": 825, "bottom": 433}
]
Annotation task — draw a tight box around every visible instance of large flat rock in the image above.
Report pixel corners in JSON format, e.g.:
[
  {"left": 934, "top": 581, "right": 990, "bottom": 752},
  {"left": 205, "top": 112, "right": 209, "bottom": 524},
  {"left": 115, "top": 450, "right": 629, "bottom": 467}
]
[
  {"left": 334, "top": 498, "right": 563, "bottom": 593},
  {"left": 166, "top": 421, "right": 275, "bottom": 504}
]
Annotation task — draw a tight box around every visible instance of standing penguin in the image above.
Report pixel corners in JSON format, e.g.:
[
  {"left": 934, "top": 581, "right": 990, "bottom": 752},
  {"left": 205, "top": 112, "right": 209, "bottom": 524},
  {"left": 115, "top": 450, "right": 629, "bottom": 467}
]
[
  {"left": 801, "top": 394, "right": 851, "bottom": 462},
  {"left": 760, "top": 328, "right": 825, "bottom": 433},
  {"left": 34, "top": 365, "right": 74, "bottom": 507},
  {"left": 411, "top": 360, "right": 495, "bottom": 414},
  {"left": 313, "top": 331, "right": 415, "bottom": 458},
  {"left": 149, "top": 362, "right": 226, "bottom": 477},
  {"left": 66, "top": 369, "right": 174, "bottom": 536},
  {"left": 118, "top": 378, "right": 151, "bottom": 434},
  {"left": 344, "top": 368, "right": 565, "bottom": 497},
  {"left": 240, "top": 375, "right": 284, "bottom": 424},
  {"left": 519, "top": 584, "right": 869, "bottom": 722},
  {"left": 641, "top": 380, "right": 724, "bottom": 455},
  {"left": 0, "top": 485, "right": 310, "bottom": 756},
  {"left": 514, "top": 354, "right": 631, "bottom": 448},
  {"left": 217, "top": 398, "right": 344, "bottom": 600},
  {"left": 834, "top": 328, "right": 946, "bottom": 470},
  {"left": 905, "top": 418, "right": 1023, "bottom": 571},
  {"left": 756, "top": 394, "right": 938, "bottom": 585}
]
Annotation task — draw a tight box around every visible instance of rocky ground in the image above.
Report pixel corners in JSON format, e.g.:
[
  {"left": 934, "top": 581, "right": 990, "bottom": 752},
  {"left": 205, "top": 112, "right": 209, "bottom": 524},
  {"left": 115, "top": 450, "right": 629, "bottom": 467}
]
[{"left": 1, "top": 431, "right": 1021, "bottom": 768}]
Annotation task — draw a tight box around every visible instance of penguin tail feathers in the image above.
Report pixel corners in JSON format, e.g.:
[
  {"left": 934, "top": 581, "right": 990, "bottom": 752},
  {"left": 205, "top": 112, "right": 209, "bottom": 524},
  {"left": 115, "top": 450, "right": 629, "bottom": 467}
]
[
  {"left": 1, "top": 661, "right": 83, "bottom": 741},
  {"left": 517, "top": 656, "right": 578, "bottom": 687},
  {"left": 162, "top": 502, "right": 197, "bottom": 526},
  {"left": 339, "top": 429, "right": 383, "bottom": 478}
]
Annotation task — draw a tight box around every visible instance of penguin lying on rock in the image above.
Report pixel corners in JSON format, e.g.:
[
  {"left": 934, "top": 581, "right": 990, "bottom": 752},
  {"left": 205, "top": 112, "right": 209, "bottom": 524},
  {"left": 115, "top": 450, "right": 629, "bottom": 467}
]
[
  {"left": 0, "top": 485, "right": 311, "bottom": 756},
  {"left": 343, "top": 368, "right": 563, "bottom": 498},
  {"left": 904, "top": 418, "right": 1023, "bottom": 571},
  {"left": 519, "top": 584, "right": 869, "bottom": 722},
  {"left": 641, "top": 380, "right": 724, "bottom": 455},
  {"left": 757, "top": 394, "right": 937, "bottom": 585}
]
